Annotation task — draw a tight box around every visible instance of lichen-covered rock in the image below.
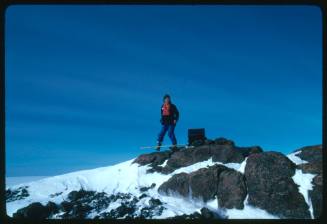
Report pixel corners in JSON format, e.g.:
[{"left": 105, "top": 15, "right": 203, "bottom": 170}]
[
  {"left": 13, "top": 202, "right": 59, "bottom": 219},
  {"left": 133, "top": 150, "right": 172, "bottom": 166},
  {"left": 309, "top": 174, "right": 322, "bottom": 218},
  {"left": 236, "top": 146, "right": 263, "bottom": 157},
  {"left": 159, "top": 164, "right": 247, "bottom": 209},
  {"left": 217, "top": 169, "right": 247, "bottom": 209},
  {"left": 295, "top": 145, "right": 322, "bottom": 164},
  {"left": 245, "top": 152, "right": 310, "bottom": 219}
]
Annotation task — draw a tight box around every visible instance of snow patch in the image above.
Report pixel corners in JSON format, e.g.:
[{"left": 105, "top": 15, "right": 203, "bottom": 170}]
[
  {"left": 292, "top": 169, "right": 315, "bottom": 219},
  {"left": 287, "top": 151, "right": 308, "bottom": 165},
  {"left": 6, "top": 156, "right": 273, "bottom": 219}
]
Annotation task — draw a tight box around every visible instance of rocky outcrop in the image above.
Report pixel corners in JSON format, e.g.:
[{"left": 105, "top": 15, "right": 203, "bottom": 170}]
[
  {"left": 295, "top": 145, "right": 322, "bottom": 163},
  {"left": 12, "top": 190, "right": 166, "bottom": 219},
  {"left": 9, "top": 137, "right": 322, "bottom": 220},
  {"left": 13, "top": 202, "right": 59, "bottom": 219},
  {"left": 236, "top": 146, "right": 263, "bottom": 157},
  {"left": 217, "top": 169, "right": 247, "bottom": 209},
  {"left": 6, "top": 186, "right": 29, "bottom": 202},
  {"left": 133, "top": 150, "right": 172, "bottom": 166},
  {"left": 158, "top": 164, "right": 247, "bottom": 209},
  {"left": 170, "top": 207, "right": 223, "bottom": 219},
  {"left": 244, "top": 152, "right": 310, "bottom": 219},
  {"left": 309, "top": 174, "right": 322, "bottom": 218},
  {"left": 294, "top": 145, "right": 322, "bottom": 218},
  {"left": 134, "top": 137, "right": 264, "bottom": 175}
]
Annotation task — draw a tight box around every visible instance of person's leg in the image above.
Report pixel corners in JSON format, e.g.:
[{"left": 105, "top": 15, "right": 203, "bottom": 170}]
[
  {"left": 157, "top": 125, "right": 168, "bottom": 145},
  {"left": 168, "top": 124, "right": 177, "bottom": 145}
]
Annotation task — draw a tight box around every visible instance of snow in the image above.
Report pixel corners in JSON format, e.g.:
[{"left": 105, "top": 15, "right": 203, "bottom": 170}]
[
  {"left": 6, "top": 176, "right": 48, "bottom": 187},
  {"left": 287, "top": 151, "right": 308, "bottom": 165},
  {"left": 292, "top": 169, "right": 315, "bottom": 219},
  {"left": 7, "top": 153, "right": 313, "bottom": 219},
  {"left": 6, "top": 157, "right": 249, "bottom": 218}
]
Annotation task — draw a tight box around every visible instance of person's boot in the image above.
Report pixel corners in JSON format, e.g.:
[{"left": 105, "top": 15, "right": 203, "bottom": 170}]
[
  {"left": 170, "top": 144, "right": 179, "bottom": 152},
  {"left": 156, "top": 142, "right": 162, "bottom": 151}
]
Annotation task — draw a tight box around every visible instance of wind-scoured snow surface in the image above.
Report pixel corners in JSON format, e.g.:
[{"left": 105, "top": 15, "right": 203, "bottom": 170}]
[
  {"left": 6, "top": 151, "right": 313, "bottom": 219},
  {"left": 6, "top": 176, "right": 48, "bottom": 187}
]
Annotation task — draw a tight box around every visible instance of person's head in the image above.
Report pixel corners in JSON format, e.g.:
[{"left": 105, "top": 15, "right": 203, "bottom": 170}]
[{"left": 163, "top": 94, "right": 171, "bottom": 104}]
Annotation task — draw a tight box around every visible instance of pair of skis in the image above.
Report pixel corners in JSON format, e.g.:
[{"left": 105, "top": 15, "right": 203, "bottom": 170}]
[{"left": 140, "top": 144, "right": 192, "bottom": 149}]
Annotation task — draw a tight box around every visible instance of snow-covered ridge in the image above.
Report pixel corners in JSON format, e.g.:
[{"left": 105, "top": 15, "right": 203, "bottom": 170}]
[
  {"left": 6, "top": 141, "right": 322, "bottom": 219},
  {"left": 6, "top": 157, "right": 249, "bottom": 218}
]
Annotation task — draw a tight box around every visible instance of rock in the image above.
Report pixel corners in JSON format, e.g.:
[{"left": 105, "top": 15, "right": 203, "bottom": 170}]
[
  {"left": 67, "top": 189, "right": 95, "bottom": 202},
  {"left": 191, "top": 139, "right": 205, "bottom": 147},
  {"left": 245, "top": 152, "right": 311, "bottom": 219},
  {"left": 133, "top": 150, "right": 172, "bottom": 166},
  {"left": 163, "top": 145, "right": 245, "bottom": 174},
  {"left": 169, "top": 212, "right": 202, "bottom": 219},
  {"left": 308, "top": 174, "right": 322, "bottom": 218},
  {"left": 158, "top": 166, "right": 224, "bottom": 201},
  {"left": 138, "top": 193, "right": 148, "bottom": 199},
  {"left": 294, "top": 145, "right": 322, "bottom": 163},
  {"left": 159, "top": 164, "right": 246, "bottom": 205},
  {"left": 294, "top": 145, "right": 322, "bottom": 218},
  {"left": 149, "top": 198, "right": 162, "bottom": 207},
  {"left": 236, "top": 146, "right": 263, "bottom": 157},
  {"left": 139, "top": 183, "right": 156, "bottom": 192},
  {"left": 188, "top": 166, "right": 224, "bottom": 201},
  {"left": 158, "top": 172, "right": 190, "bottom": 197},
  {"left": 61, "top": 201, "right": 73, "bottom": 212},
  {"left": 309, "top": 182, "right": 322, "bottom": 218},
  {"left": 214, "top": 137, "right": 235, "bottom": 146},
  {"left": 200, "top": 207, "right": 222, "bottom": 219},
  {"left": 297, "top": 162, "right": 322, "bottom": 175},
  {"left": 6, "top": 186, "right": 29, "bottom": 202},
  {"left": 210, "top": 145, "right": 245, "bottom": 163},
  {"left": 169, "top": 207, "right": 222, "bottom": 219},
  {"left": 217, "top": 169, "right": 247, "bottom": 209},
  {"left": 204, "top": 139, "right": 215, "bottom": 145},
  {"left": 45, "top": 202, "right": 59, "bottom": 216},
  {"left": 13, "top": 202, "right": 49, "bottom": 219}
]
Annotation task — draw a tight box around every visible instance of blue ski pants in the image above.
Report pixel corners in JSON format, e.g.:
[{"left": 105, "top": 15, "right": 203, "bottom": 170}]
[{"left": 157, "top": 124, "right": 177, "bottom": 145}]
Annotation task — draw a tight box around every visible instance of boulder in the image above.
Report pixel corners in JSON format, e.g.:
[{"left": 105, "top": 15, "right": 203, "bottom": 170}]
[
  {"left": 210, "top": 145, "right": 245, "bottom": 163},
  {"left": 133, "top": 150, "right": 172, "bottom": 166},
  {"left": 163, "top": 145, "right": 245, "bottom": 174},
  {"left": 158, "top": 172, "right": 190, "bottom": 197},
  {"left": 214, "top": 137, "right": 235, "bottom": 146},
  {"left": 6, "top": 186, "right": 29, "bottom": 202},
  {"left": 188, "top": 166, "right": 223, "bottom": 201},
  {"left": 158, "top": 165, "right": 227, "bottom": 201},
  {"left": 169, "top": 207, "right": 223, "bottom": 219},
  {"left": 296, "top": 162, "right": 322, "bottom": 175},
  {"left": 217, "top": 170, "right": 247, "bottom": 209},
  {"left": 13, "top": 202, "right": 58, "bottom": 219},
  {"left": 245, "top": 152, "right": 310, "bottom": 219},
  {"left": 200, "top": 207, "right": 222, "bottom": 219},
  {"left": 294, "top": 145, "right": 322, "bottom": 164},
  {"left": 294, "top": 145, "right": 322, "bottom": 218},
  {"left": 309, "top": 174, "right": 323, "bottom": 218},
  {"left": 159, "top": 164, "right": 247, "bottom": 209},
  {"left": 236, "top": 146, "right": 263, "bottom": 157}
]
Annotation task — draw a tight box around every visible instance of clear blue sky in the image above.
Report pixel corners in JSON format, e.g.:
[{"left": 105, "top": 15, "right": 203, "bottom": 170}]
[{"left": 5, "top": 5, "right": 322, "bottom": 177}]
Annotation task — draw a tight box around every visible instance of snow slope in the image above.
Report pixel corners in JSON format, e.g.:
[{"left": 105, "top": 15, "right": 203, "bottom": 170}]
[{"left": 6, "top": 151, "right": 315, "bottom": 219}]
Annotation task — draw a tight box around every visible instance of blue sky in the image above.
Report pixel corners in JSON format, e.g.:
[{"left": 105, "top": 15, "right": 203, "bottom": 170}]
[{"left": 5, "top": 5, "right": 322, "bottom": 177}]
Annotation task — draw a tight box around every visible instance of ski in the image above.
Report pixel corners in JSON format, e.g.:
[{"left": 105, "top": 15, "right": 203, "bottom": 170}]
[{"left": 140, "top": 144, "right": 189, "bottom": 149}]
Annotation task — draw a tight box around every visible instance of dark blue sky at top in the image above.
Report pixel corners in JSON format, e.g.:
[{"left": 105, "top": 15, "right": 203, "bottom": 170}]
[{"left": 5, "top": 5, "right": 322, "bottom": 177}]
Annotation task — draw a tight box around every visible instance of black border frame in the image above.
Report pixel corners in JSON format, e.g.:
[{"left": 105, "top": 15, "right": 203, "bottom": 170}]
[{"left": 0, "top": 0, "right": 326, "bottom": 224}]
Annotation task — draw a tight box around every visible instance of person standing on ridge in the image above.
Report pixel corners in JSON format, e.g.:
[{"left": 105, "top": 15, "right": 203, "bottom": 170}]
[{"left": 156, "top": 94, "right": 179, "bottom": 151}]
